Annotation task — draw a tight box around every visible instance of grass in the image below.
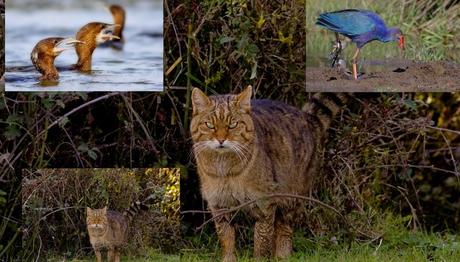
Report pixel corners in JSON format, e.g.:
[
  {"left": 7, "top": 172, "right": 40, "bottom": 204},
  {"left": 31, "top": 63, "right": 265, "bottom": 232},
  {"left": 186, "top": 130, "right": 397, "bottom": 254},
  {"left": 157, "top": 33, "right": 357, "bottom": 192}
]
[
  {"left": 48, "top": 249, "right": 180, "bottom": 262},
  {"left": 70, "top": 255, "right": 180, "bottom": 262},
  {"left": 306, "top": 0, "right": 403, "bottom": 64},
  {"left": 181, "top": 213, "right": 460, "bottom": 262},
  {"left": 182, "top": 231, "right": 460, "bottom": 261},
  {"left": 306, "top": 0, "right": 460, "bottom": 65}
]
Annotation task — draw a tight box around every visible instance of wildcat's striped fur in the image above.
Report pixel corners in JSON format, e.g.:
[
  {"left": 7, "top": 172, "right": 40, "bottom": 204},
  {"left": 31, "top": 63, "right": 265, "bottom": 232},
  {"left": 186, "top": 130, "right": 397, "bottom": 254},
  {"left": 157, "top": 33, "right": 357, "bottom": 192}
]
[
  {"left": 191, "top": 86, "right": 348, "bottom": 261},
  {"left": 86, "top": 201, "right": 147, "bottom": 262}
]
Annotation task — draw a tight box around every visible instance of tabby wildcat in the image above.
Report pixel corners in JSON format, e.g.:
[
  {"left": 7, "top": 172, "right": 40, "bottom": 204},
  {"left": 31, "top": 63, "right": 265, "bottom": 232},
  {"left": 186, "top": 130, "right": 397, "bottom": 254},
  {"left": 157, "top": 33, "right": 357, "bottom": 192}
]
[
  {"left": 191, "top": 86, "right": 347, "bottom": 261},
  {"left": 86, "top": 201, "right": 147, "bottom": 262}
]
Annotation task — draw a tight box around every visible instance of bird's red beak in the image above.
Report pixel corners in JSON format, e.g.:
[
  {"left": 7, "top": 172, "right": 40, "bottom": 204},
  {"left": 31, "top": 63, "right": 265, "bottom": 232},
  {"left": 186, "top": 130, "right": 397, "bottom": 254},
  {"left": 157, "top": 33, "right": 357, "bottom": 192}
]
[{"left": 398, "top": 35, "right": 405, "bottom": 50}]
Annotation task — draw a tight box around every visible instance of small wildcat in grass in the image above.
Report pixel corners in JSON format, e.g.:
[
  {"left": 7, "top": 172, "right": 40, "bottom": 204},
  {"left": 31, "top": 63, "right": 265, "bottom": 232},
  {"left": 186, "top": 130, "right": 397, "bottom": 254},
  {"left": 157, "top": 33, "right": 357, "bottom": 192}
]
[
  {"left": 191, "top": 86, "right": 348, "bottom": 261},
  {"left": 86, "top": 202, "right": 146, "bottom": 262}
]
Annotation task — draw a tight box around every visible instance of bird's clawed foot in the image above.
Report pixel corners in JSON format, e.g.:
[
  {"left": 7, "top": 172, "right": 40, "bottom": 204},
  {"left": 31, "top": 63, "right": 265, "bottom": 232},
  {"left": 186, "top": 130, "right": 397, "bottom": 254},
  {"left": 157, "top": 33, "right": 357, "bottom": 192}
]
[
  {"left": 330, "top": 41, "right": 343, "bottom": 67},
  {"left": 329, "top": 32, "right": 344, "bottom": 67}
]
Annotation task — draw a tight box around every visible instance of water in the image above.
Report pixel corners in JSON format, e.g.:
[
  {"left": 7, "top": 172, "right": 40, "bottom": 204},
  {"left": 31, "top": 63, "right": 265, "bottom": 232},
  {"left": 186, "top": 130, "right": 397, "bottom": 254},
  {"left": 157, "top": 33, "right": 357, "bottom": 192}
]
[{"left": 5, "top": 0, "right": 163, "bottom": 92}]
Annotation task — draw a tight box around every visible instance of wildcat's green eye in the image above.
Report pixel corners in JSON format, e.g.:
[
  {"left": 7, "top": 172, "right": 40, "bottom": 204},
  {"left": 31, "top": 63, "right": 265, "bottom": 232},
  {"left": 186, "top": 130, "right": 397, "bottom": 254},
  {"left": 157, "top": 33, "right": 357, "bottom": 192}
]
[
  {"left": 205, "top": 122, "right": 215, "bottom": 129},
  {"left": 228, "top": 121, "right": 238, "bottom": 129}
]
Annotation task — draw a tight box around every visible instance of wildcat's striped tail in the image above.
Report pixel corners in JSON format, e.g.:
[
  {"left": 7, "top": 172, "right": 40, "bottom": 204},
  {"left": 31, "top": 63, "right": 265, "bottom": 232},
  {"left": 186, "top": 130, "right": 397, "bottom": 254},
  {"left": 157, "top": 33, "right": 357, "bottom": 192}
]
[
  {"left": 123, "top": 201, "right": 148, "bottom": 223},
  {"left": 302, "top": 93, "right": 350, "bottom": 133}
]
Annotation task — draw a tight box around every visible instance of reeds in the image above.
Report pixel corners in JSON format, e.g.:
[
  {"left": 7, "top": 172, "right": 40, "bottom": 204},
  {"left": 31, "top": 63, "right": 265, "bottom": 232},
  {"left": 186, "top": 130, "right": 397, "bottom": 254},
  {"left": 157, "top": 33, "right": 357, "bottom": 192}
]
[{"left": 306, "top": 0, "right": 460, "bottom": 62}]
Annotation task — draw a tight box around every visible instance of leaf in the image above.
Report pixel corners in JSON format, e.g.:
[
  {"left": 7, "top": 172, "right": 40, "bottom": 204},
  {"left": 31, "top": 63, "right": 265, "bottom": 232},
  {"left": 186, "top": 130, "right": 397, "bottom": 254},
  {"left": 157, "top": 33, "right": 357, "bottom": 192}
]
[
  {"left": 250, "top": 61, "right": 258, "bottom": 79},
  {"left": 219, "top": 36, "right": 234, "bottom": 44},
  {"left": 403, "top": 99, "right": 418, "bottom": 111},
  {"left": 58, "top": 117, "right": 69, "bottom": 128},
  {"left": 256, "top": 14, "right": 265, "bottom": 29},
  {"left": 278, "top": 31, "right": 293, "bottom": 45},
  {"left": 4, "top": 125, "right": 21, "bottom": 140},
  {"left": 77, "top": 92, "right": 88, "bottom": 100},
  {"left": 42, "top": 98, "right": 54, "bottom": 110},
  {"left": 56, "top": 99, "right": 66, "bottom": 109},
  {"left": 247, "top": 43, "right": 259, "bottom": 57},
  {"left": 0, "top": 99, "right": 6, "bottom": 110},
  {"left": 87, "top": 150, "right": 97, "bottom": 160},
  {"left": 6, "top": 114, "right": 24, "bottom": 124},
  {"left": 186, "top": 72, "right": 205, "bottom": 86},
  {"left": 78, "top": 143, "right": 89, "bottom": 152},
  {"left": 236, "top": 34, "right": 249, "bottom": 50}
]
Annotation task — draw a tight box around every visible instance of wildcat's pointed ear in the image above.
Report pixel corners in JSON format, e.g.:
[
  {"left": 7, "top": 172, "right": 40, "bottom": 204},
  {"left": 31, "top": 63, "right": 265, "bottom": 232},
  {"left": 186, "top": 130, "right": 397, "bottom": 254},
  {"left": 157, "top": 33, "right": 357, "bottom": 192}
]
[
  {"left": 86, "top": 207, "right": 92, "bottom": 214},
  {"left": 192, "top": 88, "right": 211, "bottom": 115},
  {"left": 237, "top": 85, "right": 252, "bottom": 113},
  {"left": 102, "top": 206, "right": 108, "bottom": 213}
]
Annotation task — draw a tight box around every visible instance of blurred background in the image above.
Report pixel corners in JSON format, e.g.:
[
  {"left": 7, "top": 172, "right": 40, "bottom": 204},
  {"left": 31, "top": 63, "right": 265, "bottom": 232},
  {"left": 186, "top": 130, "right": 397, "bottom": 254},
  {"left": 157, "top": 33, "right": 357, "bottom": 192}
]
[
  {"left": 5, "top": 0, "right": 163, "bottom": 91},
  {"left": 0, "top": 0, "right": 459, "bottom": 261},
  {"left": 306, "top": 0, "right": 460, "bottom": 66},
  {"left": 0, "top": 0, "right": 4, "bottom": 88},
  {"left": 22, "top": 168, "right": 180, "bottom": 261},
  {"left": 304, "top": 0, "right": 460, "bottom": 91}
]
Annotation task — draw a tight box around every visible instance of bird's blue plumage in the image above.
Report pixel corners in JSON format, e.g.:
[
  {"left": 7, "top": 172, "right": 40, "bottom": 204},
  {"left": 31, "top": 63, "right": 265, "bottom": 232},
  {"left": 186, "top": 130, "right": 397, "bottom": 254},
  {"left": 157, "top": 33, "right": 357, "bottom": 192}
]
[{"left": 316, "top": 9, "right": 389, "bottom": 47}]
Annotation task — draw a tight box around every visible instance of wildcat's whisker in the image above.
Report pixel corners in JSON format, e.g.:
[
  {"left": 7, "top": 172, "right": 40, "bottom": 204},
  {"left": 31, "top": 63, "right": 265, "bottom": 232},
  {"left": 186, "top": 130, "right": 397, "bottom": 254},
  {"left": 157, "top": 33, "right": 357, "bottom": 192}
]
[
  {"left": 192, "top": 142, "right": 209, "bottom": 158},
  {"left": 229, "top": 142, "right": 250, "bottom": 163},
  {"left": 189, "top": 87, "right": 349, "bottom": 261},
  {"left": 87, "top": 200, "right": 148, "bottom": 261}
]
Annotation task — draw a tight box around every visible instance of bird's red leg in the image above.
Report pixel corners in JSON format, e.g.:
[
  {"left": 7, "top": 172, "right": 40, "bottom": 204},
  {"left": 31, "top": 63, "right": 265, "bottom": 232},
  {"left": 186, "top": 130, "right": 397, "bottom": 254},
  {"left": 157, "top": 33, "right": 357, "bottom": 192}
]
[{"left": 352, "top": 48, "right": 361, "bottom": 80}]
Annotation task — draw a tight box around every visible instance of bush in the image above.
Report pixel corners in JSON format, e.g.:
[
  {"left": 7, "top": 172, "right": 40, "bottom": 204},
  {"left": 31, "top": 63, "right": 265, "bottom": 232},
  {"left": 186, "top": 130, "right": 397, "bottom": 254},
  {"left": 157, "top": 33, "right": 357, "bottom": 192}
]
[{"left": 21, "top": 168, "right": 181, "bottom": 261}]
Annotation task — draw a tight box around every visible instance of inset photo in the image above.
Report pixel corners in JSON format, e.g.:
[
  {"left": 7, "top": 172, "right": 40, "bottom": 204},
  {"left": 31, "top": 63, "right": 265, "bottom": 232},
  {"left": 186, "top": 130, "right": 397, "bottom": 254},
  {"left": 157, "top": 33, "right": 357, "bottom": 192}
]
[
  {"left": 22, "top": 168, "right": 180, "bottom": 261},
  {"left": 1, "top": 0, "right": 4, "bottom": 90},
  {"left": 306, "top": 0, "right": 460, "bottom": 91},
  {"left": 5, "top": 0, "right": 163, "bottom": 92}
]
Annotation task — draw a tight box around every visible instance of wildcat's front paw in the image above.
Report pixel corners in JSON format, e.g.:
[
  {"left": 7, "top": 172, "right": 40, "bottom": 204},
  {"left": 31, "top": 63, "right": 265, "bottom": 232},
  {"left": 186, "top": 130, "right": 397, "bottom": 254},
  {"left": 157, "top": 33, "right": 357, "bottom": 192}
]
[{"left": 222, "top": 253, "right": 237, "bottom": 262}]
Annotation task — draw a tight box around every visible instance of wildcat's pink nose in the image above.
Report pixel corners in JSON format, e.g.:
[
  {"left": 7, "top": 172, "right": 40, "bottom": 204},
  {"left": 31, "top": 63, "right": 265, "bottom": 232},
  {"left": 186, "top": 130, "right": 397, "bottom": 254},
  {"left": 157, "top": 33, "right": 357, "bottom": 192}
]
[{"left": 218, "top": 139, "right": 225, "bottom": 145}]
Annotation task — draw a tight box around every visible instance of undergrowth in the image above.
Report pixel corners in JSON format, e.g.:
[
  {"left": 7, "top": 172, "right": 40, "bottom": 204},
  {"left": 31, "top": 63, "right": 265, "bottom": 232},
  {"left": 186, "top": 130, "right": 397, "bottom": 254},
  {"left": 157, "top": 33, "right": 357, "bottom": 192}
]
[
  {"left": 306, "top": 0, "right": 460, "bottom": 63},
  {"left": 182, "top": 213, "right": 460, "bottom": 261},
  {"left": 49, "top": 248, "right": 180, "bottom": 262}
]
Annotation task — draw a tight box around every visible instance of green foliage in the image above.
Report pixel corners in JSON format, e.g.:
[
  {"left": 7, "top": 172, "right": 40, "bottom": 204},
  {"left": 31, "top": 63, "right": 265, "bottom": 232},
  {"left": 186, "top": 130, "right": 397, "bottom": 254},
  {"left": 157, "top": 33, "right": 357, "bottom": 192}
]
[
  {"left": 164, "top": 1, "right": 460, "bottom": 256},
  {"left": 180, "top": 92, "right": 460, "bottom": 258},
  {"left": 182, "top": 214, "right": 460, "bottom": 261},
  {"left": 0, "top": 0, "right": 4, "bottom": 81},
  {"left": 21, "top": 168, "right": 181, "bottom": 261},
  {"left": 0, "top": 91, "right": 182, "bottom": 169},
  {"left": 306, "top": 0, "right": 460, "bottom": 62},
  {"left": 1, "top": 1, "right": 459, "bottom": 260},
  {"left": 147, "top": 168, "right": 180, "bottom": 222},
  {"left": 166, "top": 0, "right": 306, "bottom": 104},
  {"left": 49, "top": 248, "right": 181, "bottom": 262},
  {"left": 311, "top": 93, "right": 460, "bottom": 236},
  {"left": 0, "top": 88, "right": 187, "bottom": 259}
]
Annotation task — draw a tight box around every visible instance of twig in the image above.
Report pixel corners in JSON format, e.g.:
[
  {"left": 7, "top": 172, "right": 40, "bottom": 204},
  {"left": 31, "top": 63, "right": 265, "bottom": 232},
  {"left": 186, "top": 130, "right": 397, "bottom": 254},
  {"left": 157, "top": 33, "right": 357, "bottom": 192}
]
[
  {"left": 36, "top": 93, "right": 120, "bottom": 139},
  {"left": 165, "top": 56, "right": 183, "bottom": 76},
  {"left": 437, "top": 129, "right": 459, "bottom": 182},
  {"left": 382, "top": 183, "right": 419, "bottom": 230},
  {"left": 184, "top": 23, "right": 193, "bottom": 130},
  {"left": 182, "top": 194, "right": 341, "bottom": 216},
  {"left": 428, "top": 126, "right": 460, "bottom": 135},
  {"left": 165, "top": 88, "right": 186, "bottom": 137},
  {"left": 182, "top": 193, "right": 347, "bottom": 232},
  {"left": 121, "top": 95, "right": 160, "bottom": 157},
  {"left": 374, "top": 238, "right": 383, "bottom": 253}
]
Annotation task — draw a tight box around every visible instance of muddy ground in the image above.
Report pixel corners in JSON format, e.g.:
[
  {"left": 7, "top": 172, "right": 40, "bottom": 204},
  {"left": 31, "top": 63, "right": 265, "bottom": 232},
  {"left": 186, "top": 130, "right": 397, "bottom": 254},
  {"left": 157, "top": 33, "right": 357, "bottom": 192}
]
[{"left": 305, "top": 59, "right": 460, "bottom": 92}]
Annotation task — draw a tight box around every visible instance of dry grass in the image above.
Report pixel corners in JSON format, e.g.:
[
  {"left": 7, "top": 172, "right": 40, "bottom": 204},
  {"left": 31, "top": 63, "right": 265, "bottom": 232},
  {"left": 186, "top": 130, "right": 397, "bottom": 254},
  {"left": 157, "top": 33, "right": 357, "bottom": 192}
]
[
  {"left": 306, "top": 0, "right": 460, "bottom": 62},
  {"left": 21, "top": 168, "right": 180, "bottom": 261}
]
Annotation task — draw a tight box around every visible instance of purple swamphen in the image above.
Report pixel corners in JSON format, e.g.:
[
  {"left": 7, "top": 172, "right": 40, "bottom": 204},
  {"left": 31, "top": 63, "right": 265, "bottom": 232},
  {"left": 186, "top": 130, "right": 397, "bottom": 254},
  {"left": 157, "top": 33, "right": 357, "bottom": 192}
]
[{"left": 316, "top": 9, "right": 405, "bottom": 79}]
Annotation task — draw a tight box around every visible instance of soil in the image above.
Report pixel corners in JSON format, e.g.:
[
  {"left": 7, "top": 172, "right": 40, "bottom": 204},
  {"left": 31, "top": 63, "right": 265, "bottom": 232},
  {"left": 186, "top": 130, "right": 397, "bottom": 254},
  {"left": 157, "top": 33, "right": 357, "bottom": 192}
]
[{"left": 305, "top": 59, "right": 460, "bottom": 92}]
